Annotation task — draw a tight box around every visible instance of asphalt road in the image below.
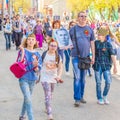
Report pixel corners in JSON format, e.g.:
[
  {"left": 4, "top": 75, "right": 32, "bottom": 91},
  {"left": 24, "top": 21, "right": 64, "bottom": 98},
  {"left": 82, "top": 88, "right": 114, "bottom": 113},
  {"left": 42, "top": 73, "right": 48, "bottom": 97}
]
[{"left": 0, "top": 32, "right": 120, "bottom": 120}]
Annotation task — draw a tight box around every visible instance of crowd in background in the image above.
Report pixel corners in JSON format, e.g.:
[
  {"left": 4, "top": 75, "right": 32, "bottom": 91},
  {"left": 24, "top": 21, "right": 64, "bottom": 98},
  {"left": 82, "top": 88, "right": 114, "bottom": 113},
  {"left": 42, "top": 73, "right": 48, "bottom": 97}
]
[{"left": 1, "top": 12, "right": 120, "bottom": 120}]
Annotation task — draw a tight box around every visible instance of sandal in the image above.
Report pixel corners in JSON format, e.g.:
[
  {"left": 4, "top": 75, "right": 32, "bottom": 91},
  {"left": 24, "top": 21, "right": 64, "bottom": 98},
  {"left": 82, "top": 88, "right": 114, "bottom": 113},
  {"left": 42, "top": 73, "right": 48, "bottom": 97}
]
[
  {"left": 48, "top": 114, "right": 53, "bottom": 120},
  {"left": 19, "top": 116, "right": 26, "bottom": 120}
]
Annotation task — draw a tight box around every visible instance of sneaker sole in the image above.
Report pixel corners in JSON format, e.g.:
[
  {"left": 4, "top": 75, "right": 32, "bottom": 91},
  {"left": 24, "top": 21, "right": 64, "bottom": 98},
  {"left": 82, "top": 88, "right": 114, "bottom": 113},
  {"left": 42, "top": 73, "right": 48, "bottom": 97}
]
[{"left": 97, "top": 102, "right": 104, "bottom": 105}]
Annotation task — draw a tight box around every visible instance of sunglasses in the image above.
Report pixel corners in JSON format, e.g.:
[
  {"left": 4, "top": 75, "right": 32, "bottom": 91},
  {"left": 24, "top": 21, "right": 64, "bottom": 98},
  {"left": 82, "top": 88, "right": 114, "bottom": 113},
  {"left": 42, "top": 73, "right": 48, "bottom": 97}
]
[
  {"left": 79, "top": 15, "right": 87, "bottom": 18},
  {"left": 50, "top": 44, "right": 57, "bottom": 48}
]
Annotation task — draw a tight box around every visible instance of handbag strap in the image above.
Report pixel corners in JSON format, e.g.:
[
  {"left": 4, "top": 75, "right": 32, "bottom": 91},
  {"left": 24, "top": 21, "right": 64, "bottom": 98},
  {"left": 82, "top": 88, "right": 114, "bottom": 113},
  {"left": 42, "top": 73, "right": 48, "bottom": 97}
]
[
  {"left": 16, "top": 49, "right": 25, "bottom": 62},
  {"left": 74, "top": 26, "right": 80, "bottom": 57},
  {"left": 16, "top": 49, "right": 36, "bottom": 72}
]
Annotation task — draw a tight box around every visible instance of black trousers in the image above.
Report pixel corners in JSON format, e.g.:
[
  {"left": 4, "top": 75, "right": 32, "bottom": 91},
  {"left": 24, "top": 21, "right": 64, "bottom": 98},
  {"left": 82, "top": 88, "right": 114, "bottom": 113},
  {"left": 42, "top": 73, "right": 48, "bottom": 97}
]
[{"left": 14, "top": 32, "right": 22, "bottom": 47}]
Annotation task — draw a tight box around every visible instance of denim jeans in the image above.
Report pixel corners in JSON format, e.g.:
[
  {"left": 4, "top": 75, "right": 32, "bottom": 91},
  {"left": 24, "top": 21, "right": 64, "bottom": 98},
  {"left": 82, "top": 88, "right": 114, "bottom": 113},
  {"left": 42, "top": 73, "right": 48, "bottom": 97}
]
[
  {"left": 4, "top": 33, "right": 11, "bottom": 50},
  {"left": 72, "top": 57, "right": 86, "bottom": 101},
  {"left": 19, "top": 78, "right": 35, "bottom": 120},
  {"left": 87, "top": 68, "right": 91, "bottom": 76},
  {"left": 58, "top": 49, "right": 64, "bottom": 62},
  {"left": 64, "top": 49, "right": 71, "bottom": 72},
  {"left": 94, "top": 67, "right": 112, "bottom": 100}
]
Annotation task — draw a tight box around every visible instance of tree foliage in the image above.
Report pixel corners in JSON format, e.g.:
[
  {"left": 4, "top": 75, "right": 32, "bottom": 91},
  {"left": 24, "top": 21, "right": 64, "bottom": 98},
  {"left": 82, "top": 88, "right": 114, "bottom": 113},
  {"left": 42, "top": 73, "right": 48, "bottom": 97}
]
[{"left": 67, "top": 0, "right": 120, "bottom": 21}]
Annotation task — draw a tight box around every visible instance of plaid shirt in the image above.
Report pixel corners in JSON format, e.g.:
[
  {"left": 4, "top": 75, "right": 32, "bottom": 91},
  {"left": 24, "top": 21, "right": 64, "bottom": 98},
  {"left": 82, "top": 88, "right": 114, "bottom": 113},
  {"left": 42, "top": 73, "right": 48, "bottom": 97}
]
[{"left": 93, "top": 40, "right": 115, "bottom": 71}]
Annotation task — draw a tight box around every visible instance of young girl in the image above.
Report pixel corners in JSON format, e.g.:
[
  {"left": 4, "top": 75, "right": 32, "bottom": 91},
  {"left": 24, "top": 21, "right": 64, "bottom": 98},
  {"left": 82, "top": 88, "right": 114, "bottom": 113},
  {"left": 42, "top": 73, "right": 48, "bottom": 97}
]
[
  {"left": 40, "top": 39, "right": 63, "bottom": 120},
  {"left": 93, "top": 27, "right": 117, "bottom": 105},
  {"left": 18, "top": 34, "right": 42, "bottom": 120}
]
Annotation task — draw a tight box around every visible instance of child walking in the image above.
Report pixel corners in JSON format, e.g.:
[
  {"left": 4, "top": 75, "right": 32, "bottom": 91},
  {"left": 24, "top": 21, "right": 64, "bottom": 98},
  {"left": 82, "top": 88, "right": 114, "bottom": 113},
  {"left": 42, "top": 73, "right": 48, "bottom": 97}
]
[
  {"left": 40, "top": 39, "right": 63, "bottom": 120},
  {"left": 18, "top": 34, "right": 42, "bottom": 120},
  {"left": 93, "top": 27, "right": 117, "bottom": 105}
]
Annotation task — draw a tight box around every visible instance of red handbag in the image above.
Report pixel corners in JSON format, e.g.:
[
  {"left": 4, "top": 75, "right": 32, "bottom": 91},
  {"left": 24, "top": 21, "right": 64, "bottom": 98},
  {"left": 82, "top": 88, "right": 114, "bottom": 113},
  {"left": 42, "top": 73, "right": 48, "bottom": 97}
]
[
  {"left": 10, "top": 61, "right": 27, "bottom": 78},
  {"left": 10, "top": 50, "right": 34, "bottom": 79}
]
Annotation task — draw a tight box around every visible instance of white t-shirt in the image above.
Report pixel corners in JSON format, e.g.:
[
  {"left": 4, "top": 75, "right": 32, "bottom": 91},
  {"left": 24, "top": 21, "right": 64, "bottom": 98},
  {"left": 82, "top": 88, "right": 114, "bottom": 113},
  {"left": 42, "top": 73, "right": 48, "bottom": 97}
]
[{"left": 40, "top": 53, "right": 59, "bottom": 83}]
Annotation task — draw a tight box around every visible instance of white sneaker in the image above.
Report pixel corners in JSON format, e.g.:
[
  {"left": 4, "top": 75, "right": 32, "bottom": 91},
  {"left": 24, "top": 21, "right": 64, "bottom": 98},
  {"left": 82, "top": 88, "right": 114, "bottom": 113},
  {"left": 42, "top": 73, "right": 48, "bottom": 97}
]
[
  {"left": 97, "top": 99, "right": 104, "bottom": 105},
  {"left": 103, "top": 96, "right": 110, "bottom": 105}
]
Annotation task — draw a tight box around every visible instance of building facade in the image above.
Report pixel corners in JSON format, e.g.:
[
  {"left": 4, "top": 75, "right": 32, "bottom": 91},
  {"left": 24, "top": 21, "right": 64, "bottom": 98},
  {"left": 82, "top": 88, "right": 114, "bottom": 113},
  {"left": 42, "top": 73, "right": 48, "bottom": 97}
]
[{"left": 43, "top": 0, "right": 68, "bottom": 20}]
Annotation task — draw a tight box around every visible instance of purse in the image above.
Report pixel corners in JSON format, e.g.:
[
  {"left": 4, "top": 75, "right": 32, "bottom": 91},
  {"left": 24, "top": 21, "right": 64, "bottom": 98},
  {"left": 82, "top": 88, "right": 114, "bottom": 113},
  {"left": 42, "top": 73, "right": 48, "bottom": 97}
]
[
  {"left": 10, "top": 50, "right": 34, "bottom": 78},
  {"left": 78, "top": 57, "right": 91, "bottom": 70},
  {"left": 74, "top": 26, "right": 91, "bottom": 70},
  {"left": 10, "top": 61, "right": 27, "bottom": 78}
]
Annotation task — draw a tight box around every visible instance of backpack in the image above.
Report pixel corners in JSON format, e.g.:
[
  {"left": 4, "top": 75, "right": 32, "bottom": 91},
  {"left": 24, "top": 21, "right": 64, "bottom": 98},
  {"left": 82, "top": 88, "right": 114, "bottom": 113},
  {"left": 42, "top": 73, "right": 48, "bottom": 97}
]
[{"left": 42, "top": 51, "right": 60, "bottom": 67}]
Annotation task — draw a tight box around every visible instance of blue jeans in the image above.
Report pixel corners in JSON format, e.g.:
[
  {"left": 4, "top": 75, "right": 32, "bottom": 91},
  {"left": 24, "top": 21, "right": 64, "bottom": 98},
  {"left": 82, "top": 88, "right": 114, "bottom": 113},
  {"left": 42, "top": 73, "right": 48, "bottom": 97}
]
[
  {"left": 19, "top": 78, "right": 35, "bottom": 120},
  {"left": 58, "top": 49, "right": 64, "bottom": 62},
  {"left": 72, "top": 57, "right": 86, "bottom": 101},
  {"left": 87, "top": 68, "right": 91, "bottom": 76},
  {"left": 4, "top": 33, "right": 11, "bottom": 50},
  {"left": 94, "top": 67, "right": 112, "bottom": 100},
  {"left": 64, "top": 49, "right": 71, "bottom": 72}
]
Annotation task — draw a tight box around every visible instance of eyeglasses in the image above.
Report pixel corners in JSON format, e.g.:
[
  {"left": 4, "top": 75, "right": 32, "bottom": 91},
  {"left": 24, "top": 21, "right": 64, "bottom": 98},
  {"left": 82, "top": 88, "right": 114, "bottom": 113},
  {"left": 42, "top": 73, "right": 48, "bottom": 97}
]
[
  {"left": 79, "top": 15, "right": 87, "bottom": 18},
  {"left": 50, "top": 44, "right": 57, "bottom": 48}
]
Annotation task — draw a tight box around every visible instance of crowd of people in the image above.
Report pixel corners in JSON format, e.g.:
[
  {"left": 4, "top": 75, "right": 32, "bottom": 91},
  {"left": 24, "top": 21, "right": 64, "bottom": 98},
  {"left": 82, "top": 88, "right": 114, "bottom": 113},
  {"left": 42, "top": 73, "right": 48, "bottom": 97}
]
[{"left": 1, "top": 11, "right": 120, "bottom": 120}]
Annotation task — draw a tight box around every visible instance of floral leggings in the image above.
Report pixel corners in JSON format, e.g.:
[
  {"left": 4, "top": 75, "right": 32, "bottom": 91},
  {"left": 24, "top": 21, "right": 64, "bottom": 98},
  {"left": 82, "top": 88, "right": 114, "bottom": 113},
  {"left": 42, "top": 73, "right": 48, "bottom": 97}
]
[{"left": 41, "top": 82, "right": 55, "bottom": 115}]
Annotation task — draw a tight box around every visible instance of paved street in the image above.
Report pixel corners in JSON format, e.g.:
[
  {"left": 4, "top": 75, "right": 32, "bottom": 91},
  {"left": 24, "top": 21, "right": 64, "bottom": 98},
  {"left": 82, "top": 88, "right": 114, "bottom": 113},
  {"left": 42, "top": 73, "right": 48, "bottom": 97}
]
[{"left": 0, "top": 32, "right": 120, "bottom": 120}]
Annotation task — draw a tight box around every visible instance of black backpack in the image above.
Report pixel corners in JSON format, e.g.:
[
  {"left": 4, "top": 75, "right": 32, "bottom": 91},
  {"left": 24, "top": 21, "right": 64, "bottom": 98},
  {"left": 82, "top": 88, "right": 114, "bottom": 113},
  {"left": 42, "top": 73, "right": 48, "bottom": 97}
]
[{"left": 42, "top": 51, "right": 60, "bottom": 67}]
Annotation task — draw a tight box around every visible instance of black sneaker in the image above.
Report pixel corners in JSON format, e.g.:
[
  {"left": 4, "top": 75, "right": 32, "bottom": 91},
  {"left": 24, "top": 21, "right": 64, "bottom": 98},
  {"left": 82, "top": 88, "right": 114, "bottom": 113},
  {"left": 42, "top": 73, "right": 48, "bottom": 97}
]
[
  {"left": 89, "top": 74, "right": 92, "bottom": 77},
  {"left": 80, "top": 98, "right": 87, "bottom": 104},
  {"left": 19, "top": 116, "right": 26, "bottom": 120},
  {"left": 74, "top": 101, "right": 80, "bottom": 107}
]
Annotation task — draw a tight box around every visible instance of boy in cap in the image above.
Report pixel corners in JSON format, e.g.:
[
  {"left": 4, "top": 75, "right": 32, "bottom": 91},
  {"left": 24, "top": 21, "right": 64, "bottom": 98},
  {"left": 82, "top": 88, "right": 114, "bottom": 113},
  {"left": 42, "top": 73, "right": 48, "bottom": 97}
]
[{"left": 93, "top": 27, "right": 117, "bottom": 105}]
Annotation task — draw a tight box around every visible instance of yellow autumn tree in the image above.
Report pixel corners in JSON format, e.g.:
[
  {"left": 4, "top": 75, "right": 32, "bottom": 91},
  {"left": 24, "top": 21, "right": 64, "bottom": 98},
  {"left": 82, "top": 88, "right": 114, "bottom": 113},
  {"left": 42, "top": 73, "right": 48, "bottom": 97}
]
[
  {"left": 67, "top": 0, "right": 95, "bottom": 13},
  {"left": 11, "top": 0, "right": 31, "bottom": 14},
  {"left": 67, "top": 0, "right": 120, "bottom": 20}
]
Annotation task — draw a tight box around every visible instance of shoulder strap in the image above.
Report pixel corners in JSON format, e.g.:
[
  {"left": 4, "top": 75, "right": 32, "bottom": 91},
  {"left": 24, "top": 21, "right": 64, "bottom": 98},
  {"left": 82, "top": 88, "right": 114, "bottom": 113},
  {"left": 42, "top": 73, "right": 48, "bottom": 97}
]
[
  {"left": 42, "top": 50, "right": 60, "bottom": 67},
  {"left": 42, "top": 50, "right": 47, "bottom": 62},
  {"left": 74, "top": 26, "right": 80, "bottom": 57},
  {"left": 16, "top": 49, "right": 25, "bottom": 62}
]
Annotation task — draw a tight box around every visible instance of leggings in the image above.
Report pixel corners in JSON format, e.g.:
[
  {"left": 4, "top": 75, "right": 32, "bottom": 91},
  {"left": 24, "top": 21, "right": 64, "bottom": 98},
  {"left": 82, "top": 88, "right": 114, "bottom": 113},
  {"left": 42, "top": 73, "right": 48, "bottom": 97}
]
[{"left": 41, "top": 82, "right": 54, "bottom": 115}]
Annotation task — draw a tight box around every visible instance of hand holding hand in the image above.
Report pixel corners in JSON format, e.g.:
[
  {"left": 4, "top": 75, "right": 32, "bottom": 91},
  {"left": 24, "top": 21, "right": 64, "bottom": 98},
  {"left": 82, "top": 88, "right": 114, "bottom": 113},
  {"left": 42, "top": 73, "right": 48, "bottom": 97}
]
[{"left": 55, "top": 77, "right": 63, "bottom": 83}]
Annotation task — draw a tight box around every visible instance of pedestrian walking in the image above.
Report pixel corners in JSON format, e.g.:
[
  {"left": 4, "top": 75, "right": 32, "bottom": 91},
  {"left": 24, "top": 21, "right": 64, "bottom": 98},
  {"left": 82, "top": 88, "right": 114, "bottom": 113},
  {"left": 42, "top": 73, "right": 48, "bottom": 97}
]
[
  {"left": 40, "top": 39, "right": 63, "bottom": 120},
  {"left": 18, "top": 33, "right": 42, "bottom": 120},
  {"left": 13, "top": 14, "right": 23, "bottom": 50},
  {"left": 4, "top": 18, "right": 12, "bottom": 50},
  {"left": 34, "top": 19, "right": 44, "bottom": 49},
  {"left": 64, "top": 21, "right": 76, "bottom": 75},
  {"left": 93, "top": 27, "right": 117, "bottom": 105},
  {"left": 0, "top": 16, "right": 2, "bottom": 31},
  {"left": 69, "top": 11, "right": 95, "bottom": 107}
]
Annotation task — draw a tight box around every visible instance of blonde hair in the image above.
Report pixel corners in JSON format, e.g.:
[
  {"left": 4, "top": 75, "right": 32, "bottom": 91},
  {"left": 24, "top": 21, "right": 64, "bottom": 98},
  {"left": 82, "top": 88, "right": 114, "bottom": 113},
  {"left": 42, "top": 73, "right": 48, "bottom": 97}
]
[{"left": 21, "top": 34, "right": 39, "bottom": 48}]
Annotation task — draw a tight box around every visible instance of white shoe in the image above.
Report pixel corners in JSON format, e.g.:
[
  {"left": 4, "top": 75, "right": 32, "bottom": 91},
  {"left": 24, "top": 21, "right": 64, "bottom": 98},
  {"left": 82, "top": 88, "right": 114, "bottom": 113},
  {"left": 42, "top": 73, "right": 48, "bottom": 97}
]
[
  {"left": 103, "top": 96, "right": 110, "bottom": 105},
  {"left": 97, "top": 99, "right": 104, "bottom": 105}
]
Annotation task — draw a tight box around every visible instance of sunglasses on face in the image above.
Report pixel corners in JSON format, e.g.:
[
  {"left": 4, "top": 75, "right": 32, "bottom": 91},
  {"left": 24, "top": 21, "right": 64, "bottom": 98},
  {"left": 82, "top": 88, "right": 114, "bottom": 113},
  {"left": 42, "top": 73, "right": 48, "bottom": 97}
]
[
  {"left": 50, "top": 44, "right": 57, "bottom": 48},
  {"left": 79, "top": 15, "right": 87, "bottom": 18}
]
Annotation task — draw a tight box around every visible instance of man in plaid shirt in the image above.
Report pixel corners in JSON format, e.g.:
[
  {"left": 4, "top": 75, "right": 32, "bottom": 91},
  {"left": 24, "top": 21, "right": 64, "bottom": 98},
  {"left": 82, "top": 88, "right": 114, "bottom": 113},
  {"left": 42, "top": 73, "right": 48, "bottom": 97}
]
[{"left": 93, "top": 27, "right": 117, "bottom": 105}]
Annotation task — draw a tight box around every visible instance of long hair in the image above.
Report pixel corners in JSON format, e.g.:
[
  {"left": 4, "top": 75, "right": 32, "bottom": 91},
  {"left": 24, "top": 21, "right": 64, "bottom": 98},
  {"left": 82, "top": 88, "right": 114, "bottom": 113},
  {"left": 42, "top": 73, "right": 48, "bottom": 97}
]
[
  {"left": 21, "top": 33, "right": 39, "bottom": 48},
  {"left": 48, "top": 39, "right": 59, "bottom": 67}
]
